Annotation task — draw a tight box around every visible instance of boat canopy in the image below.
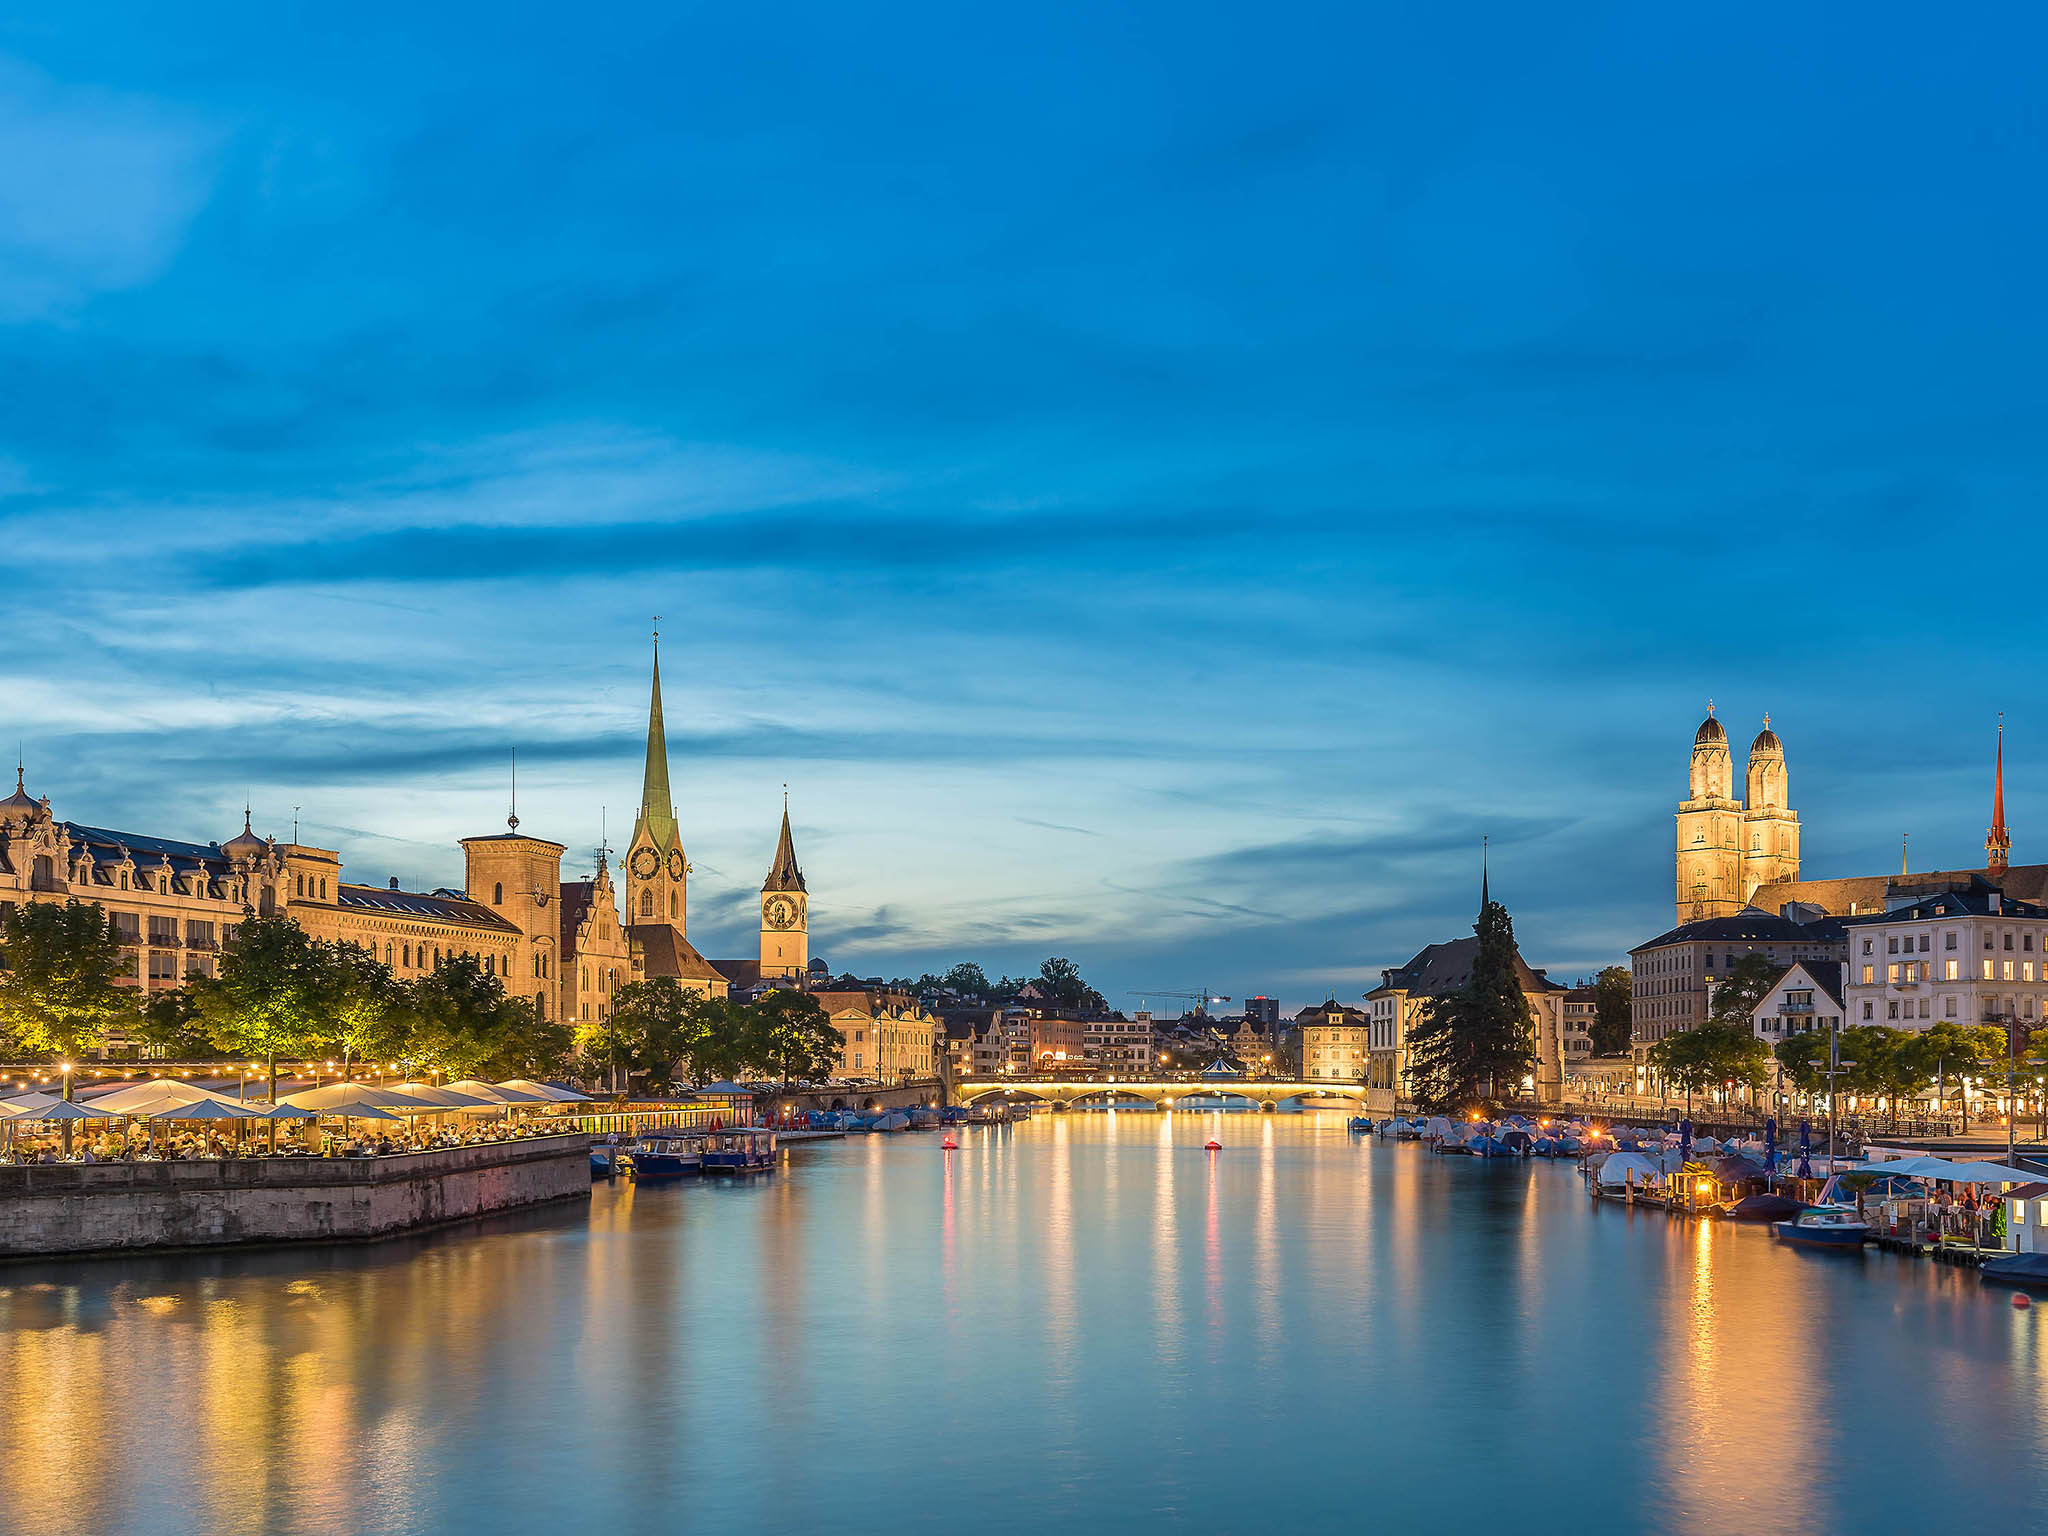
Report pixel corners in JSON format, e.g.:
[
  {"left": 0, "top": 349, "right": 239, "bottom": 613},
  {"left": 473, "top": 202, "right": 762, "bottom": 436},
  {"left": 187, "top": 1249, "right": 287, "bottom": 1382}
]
[{"left": 1597, "top": 1151, "right": 1664, "bottom": 1185}]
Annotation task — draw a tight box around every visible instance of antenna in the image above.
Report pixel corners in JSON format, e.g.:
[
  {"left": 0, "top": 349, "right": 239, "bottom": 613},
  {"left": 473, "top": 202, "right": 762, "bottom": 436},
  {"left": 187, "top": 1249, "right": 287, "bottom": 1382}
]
[
  {"left": 508, "top": 747, "right": 519, "bottom": 832},
  {"left": 293, "top": 805, "right": 300, "bottom": 843}
]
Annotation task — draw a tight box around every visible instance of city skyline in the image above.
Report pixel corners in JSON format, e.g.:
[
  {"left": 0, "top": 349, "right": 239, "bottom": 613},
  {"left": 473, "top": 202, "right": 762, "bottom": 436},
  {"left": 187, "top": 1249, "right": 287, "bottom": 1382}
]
[{"left": 4, "top": 5, "right": 2046, "bottom": 1009}]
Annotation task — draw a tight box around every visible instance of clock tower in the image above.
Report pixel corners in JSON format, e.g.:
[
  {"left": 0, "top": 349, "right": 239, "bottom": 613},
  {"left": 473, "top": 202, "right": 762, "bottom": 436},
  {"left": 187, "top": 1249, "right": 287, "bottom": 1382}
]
[
  {"left": 759, "top": 799, "right": 808, "bottom": 981},
  {"left": 625, "top": 637, "right": 689, "bottom": 935}
]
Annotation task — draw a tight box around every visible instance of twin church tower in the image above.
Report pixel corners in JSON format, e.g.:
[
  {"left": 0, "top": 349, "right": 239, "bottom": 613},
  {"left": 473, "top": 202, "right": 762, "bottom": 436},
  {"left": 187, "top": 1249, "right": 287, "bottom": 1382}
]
[
  {"left": 1675, "top": 702, "right": 1801, "bottom": 923},
  {"left": 622, "top": 640, "right": 808, "bottom": 992}
]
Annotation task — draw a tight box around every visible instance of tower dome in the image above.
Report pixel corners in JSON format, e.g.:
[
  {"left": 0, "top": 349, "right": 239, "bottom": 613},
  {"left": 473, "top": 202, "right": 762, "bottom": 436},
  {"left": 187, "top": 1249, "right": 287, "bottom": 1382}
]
[
  {"left": 0, "top": 762, "right": 37, "bottom": 827},
  {"left": 1746, "top": 713, "right": 1788, "bottom": 811},
  {"left": 221, "top": 808, "right": 267, "bottom": 862},
  {"left": 1750, "top": 717, "right": 1782, "bottom": 756},
  {"left": 1688, "top": 701, "right": 1732, "bottom": 801},
  {"left": 1694, "top": 712, "right": 1728, "bottom": 747}
]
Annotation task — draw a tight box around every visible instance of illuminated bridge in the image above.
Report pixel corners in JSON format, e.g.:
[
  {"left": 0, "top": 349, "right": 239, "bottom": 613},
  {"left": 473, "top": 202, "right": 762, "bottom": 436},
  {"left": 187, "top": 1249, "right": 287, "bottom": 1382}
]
[{"left": 952, "top": 1078, "right": 1367, "bottom": 1112}]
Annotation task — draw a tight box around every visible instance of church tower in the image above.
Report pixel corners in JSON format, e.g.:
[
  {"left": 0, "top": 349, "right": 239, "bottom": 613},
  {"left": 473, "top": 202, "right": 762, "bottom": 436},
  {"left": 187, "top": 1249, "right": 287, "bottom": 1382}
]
[
  {"left": 1675, "top": 703, "right": 1743, "bottom": 923},
  {"left": 624, "top": 637, "right": 689, "bottom": 935},
  {"left": 1988, "top": 718, "right": 2011, "bottom": 875},
  {"left": 1739, "top": 715, "right": 1800, "bottom": 901},
  {"left": 759, "top": 799, "right": 808, "bottom": 981}
]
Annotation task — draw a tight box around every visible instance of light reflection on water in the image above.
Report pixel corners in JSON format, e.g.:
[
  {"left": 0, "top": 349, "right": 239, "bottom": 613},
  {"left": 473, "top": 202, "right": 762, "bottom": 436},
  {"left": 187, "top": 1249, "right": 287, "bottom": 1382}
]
[{"left": 1, "top": 1114, "right": 2043, "bottom": 1536}]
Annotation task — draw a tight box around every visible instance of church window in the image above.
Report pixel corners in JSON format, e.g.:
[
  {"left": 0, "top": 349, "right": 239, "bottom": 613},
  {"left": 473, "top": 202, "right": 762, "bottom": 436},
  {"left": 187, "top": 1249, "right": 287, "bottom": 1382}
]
[
  {"left": 641, "top": 891, "right": 653, "bottom": 917},
  {"left": 494, "top": 883, "right": 503, "bottom": 905},
  {"left": 403, "top": 944, "right": 411, "bottom": 967},
  {"left": 385, "top": 942, "right": 394, "bottom": 966},
  {"left": 669, "top": 892, "right": 678, "bottom": 919}
]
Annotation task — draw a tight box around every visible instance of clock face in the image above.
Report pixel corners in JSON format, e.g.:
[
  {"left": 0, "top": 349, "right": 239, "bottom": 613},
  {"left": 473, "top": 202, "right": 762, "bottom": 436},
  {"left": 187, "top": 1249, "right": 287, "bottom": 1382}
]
[
  {"left": 667, "top": 848, "right": 685, "bottom": 880},
  {"left": 630, "top": 846, "right": 658, "bottom": 879},
  {"left": 765, "top": 896, "right": 795, "bottom": 930}
]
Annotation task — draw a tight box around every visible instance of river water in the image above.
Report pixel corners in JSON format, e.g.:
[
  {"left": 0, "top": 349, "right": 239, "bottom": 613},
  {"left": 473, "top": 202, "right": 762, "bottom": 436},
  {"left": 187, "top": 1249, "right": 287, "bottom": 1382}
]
[{"left": 1, "top": 1113, "right": 2041, "bottom": 1535}]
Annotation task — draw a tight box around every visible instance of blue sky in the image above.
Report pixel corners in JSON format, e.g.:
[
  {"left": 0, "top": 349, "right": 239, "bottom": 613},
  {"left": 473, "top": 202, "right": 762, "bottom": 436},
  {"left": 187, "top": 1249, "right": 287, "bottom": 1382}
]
[{"left": 3, "top": 4, "right": 2045, "bottom": 1012}]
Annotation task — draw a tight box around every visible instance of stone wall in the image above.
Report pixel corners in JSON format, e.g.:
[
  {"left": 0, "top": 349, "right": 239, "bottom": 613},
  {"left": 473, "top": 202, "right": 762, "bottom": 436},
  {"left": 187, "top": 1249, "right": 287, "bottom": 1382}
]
[{"left": 0, "top": 1135, "right": 590, "bottom": 1259}]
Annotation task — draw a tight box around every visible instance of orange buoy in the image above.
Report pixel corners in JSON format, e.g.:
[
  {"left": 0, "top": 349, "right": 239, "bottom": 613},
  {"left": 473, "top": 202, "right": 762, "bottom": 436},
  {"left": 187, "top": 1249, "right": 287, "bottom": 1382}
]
[
  {"left": 941, "top": 1137, "right": 958, "bottom": 1150},
  {"left": 1204, "top": 1138, "right": 1222, "bottom": 1151},
  {"left": 2015, "top": 1293, "right": 2032, "bottom": 1309}
]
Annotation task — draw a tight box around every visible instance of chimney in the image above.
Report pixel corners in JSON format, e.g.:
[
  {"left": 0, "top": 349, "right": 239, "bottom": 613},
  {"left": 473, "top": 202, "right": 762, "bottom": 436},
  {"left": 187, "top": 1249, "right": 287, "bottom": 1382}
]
[{"left": 389, "top": 876, "right": 400, "bottom": 891}]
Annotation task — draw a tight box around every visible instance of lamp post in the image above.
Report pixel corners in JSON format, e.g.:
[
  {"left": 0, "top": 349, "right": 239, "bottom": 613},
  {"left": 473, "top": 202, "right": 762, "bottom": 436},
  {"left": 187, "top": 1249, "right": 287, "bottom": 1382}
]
[
  {"left": 1806, "top": 1014, "right": 1856, "bottom": 1178},
  {"left": 1974, "top": 1006, "right": 2031, "bottom": 1172}
]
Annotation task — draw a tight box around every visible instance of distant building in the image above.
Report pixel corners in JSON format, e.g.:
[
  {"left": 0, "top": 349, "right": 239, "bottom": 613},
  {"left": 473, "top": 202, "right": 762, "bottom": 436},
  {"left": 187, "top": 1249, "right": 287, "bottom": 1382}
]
[
  {"left": 1083, "top": 1013, "right": 1153, "bottom": 1072},
  {"left": 1629, "top": 910, "right": 1847, "bottom": 1057},
  {"left": 1560, "top": 984, "right": 1597, "bottom": 1062},
  {"left": 1748, "top": 961, "right": 1845, "bottom": 1046},
  {"left": 1839, "top": 880, "right": 2048, "bottom": 1032},
  {"left": 1244, "top": 995, "right": 1279, "bottom": 1028},
  {"left": 814, "top": 987, "right": 940, "bottom": 1082},
  {"left": 1296, "top": 1001, "right": 1368, "bottom": 1084},
  {"left": 1674, "top": 704, "right": 1801, "bottom": 924},
  {"left": 1365, "top": 932, "right": 1568, "bottom": 1112}
]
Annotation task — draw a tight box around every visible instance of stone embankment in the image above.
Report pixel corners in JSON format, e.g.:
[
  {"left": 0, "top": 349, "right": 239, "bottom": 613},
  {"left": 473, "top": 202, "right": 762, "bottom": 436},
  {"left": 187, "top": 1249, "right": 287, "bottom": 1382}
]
[{"left": 0, "top": 1134, "right": 590, "bottom": 1259}]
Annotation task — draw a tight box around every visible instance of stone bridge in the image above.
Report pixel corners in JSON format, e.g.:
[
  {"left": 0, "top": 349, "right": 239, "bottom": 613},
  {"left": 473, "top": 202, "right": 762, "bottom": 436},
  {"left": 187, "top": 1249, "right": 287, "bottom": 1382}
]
[{"left": 952, "top": 1079, "right": 1368, "bottom": 1113}]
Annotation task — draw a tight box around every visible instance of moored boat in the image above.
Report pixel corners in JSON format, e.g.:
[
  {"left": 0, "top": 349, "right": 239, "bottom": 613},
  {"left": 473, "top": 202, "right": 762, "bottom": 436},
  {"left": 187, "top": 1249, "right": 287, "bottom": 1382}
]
[
  {"left": 1981, "top": 1252, "right": 2048, "bottom": 1288},
  {"left": 1772, "top": 1205, "right": 1868, "bottom": 1248},
  {"left": 626, "top": 1137, "right": 703, "bottom": 1180},
  {"left": 700, "top": 1128, "right": 777, "bottom": 1172}
]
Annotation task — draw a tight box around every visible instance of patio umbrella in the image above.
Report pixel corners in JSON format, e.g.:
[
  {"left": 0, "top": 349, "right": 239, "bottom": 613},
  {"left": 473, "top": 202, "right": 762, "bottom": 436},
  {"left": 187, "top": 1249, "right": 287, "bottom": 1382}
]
[
  {"left": 389, "top": 1082, "right": 499, "bottom": 1109},
  {"left": 6, "top": 1098, "right": 121, "bottom": 1122},
  {"left": 88, "top": 1081, "right": 254, "bottom": 1117},
  {"left": 262, "top": 1103, "right": 320, "bottom": 1120},
  {"left": 444, "top": 1080, "right": 548, "bottom": 1104},
  {"left": 499, "top": 1079, "right": 592, "bottom": 1103},
  {"left": 278, "top": 1083, "right": 434, "bottom": 1116},
  {"left": 130, "top": 1097, "right": 266, "bottom": 1121}
]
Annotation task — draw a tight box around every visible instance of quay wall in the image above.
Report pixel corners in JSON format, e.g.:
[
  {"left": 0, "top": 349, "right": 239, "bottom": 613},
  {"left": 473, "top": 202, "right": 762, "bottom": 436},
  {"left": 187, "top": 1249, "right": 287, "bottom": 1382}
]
[{"left": 0, "top": 1135, "right": 590, "bottom": 1259}]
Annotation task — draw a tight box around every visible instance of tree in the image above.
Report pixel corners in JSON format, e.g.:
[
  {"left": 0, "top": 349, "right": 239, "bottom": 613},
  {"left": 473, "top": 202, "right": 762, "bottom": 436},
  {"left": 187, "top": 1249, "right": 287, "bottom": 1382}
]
[
  {"left": 755, "top": 989, "right": 843, "bottom": 1083},
  {"left": 610, "top": 978, "right": 716, "bottom": 1089},
  {"left": 1589, "top": 966, "right": 1632, "bottom": 1056},
  {"left": 1037, "top": 957, "right": 1088, "bottom": 1009},
  {"left": 135, "top": 987, "right": 217, "bottom": 1058},
  {"left": 403, "top": 953, "right": 565, "bottom": 1080},
  {"left": 191, "top": 914, "right": 330, "bottom": 1102},
  {"left": 1403, "top": 900, "right": 1534, "bottom": 1113},
  {"left": 1708, "top": 953, "right": 1783, "bottom": 1027},
  {"left": 942, "top": 962, "right": 996, "bottom": 1002},
  {"left": 1649, "top": 1019, "right": 1768, "bottom": 1114},
  {"left": 321, "top": 940, "right": 405, "bottom": 1076},
  {"left": 0, "top": 900, "right": 139, "bottom": 1076},
  {"left": 1775, "top": 1029, "right": 1829, "bottom": 1097}
]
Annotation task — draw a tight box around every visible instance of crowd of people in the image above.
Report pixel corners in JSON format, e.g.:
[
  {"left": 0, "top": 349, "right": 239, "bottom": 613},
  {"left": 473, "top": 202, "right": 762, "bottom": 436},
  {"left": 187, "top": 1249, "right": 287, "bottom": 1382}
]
[{"left": 0, "top": 1115, "right": 584, "bottom": 1164}]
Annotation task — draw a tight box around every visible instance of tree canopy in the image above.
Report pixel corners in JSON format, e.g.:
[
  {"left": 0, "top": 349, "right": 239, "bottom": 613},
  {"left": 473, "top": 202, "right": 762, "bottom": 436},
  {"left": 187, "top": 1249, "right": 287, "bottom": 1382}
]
[
  {"left": 1589, "top": 966, "right": 1632, "bottom": 1056},
  {"left": 1403, "top": 900, "right": 1534, "bottom": 1113},
  {"left": 0, "top": 899, "right": 139, "bottom": 1064}
]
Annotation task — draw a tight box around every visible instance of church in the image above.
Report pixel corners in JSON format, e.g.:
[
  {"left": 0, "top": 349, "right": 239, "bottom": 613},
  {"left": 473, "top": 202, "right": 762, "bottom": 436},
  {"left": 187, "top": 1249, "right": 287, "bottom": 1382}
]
[
  {"left": 1673, "top": 703, "right": 1801, "bottom": 924},
  {"left": 619, "top": 639, "right": 817, "bottom": 1001}
]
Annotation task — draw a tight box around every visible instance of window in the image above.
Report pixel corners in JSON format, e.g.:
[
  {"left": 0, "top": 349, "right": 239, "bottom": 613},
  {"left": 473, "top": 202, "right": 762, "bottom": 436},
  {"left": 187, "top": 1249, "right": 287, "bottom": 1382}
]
[
  {"left": 2027, "top": 962, "right": 2037, "bottom": 983},
  {"left": 1946, "top": 995, "right": 1958, "bottom": 1018},
  {"left": 1887, "top": 1001, "right": 1899, "bottom": 1019},
  {"left": 385, "top": 942, "right": 394, "bottom": 965},
  {"left": 1862, "top": 938, "right": 1873, "bottom": 956},
  {"left": 1945, "top": 959, "right": 1959, "bottom": 981},
  {"left": 1861, "top": 964, "right": 1875, "bottom": 984},
  {"left": 1919, "top": 935, "right": 1930, "bottom": 952},
  {"left": 640, "top": 891, "right": 653, "bottom": 917},
  {"left": 2004, "top": 960, "right": 2016, "bottom": 981},
  {"left": 2006, "top": 933, "right": 2015, "bottom": 951},
  {"left": 1887, "top": 964, "right": 1899, "bottom": 984},
  {"left": 1888, "top": 937, "right": 1899, "bottom": 954},
  {"left": 494, "top": 882, "right": 504, "bottom": 905},
  {"left": 1863, "top": 1001, "right": 1874, "bottom": 1020},
  {"left": 1946, "top": 932, "right": 1957, "bottom": 950},
  {"left": 1919, "top": 998, "right": 1930, "bottom": 1018},
  {"left": 1983, "top": 960, "right": 1995, "bottom": 980}
]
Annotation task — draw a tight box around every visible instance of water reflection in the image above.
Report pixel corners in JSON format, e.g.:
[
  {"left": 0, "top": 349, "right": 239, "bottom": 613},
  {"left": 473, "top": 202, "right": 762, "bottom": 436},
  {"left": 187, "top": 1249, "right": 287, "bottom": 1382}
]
[{"left": 2, "top": 1117, "right": 2044, "bottom": 1535}]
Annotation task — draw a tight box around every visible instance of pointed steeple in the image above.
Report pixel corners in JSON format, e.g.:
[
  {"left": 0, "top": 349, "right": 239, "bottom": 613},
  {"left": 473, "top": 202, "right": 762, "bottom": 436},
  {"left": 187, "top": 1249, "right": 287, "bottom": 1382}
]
[
  {"left": 636, "top": 632, "right": 678, "bottom": 853},
  {"left": 1988, "top": 715, "right": 2011, "bottom": 874},
  {"left": 764, "top": 795, "right": 805, "bottom": 893},
  {"left": 1480, "top": 835, "right": 1489, "bottom": 913}
]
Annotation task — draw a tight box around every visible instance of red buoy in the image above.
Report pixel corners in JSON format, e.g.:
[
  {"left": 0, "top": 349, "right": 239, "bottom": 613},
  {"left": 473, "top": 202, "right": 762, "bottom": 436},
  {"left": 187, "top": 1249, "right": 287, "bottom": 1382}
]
[
  {"left": 2015, "top": 1293, "right": 2032, "bottom": 1309},
  {"left": 1204, "top": 1138, "right": 1222, "bottom": 1151},
  {"left": 941, "top": 1136, "right": 958, "bottom": 1150}
]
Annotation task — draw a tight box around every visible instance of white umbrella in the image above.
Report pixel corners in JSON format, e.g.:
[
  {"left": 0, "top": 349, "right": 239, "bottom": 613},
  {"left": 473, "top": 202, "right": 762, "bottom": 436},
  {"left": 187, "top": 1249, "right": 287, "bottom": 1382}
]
[
  {"left": 279, "top": 1083, "right": 434, "bottom": 1117},
  {"left": 389, "top": 1082, "right": 499, "bottom": 1109},
  {"left": 1, "top": 1096, "right": 121, "bottom": 1122},
  {"left": 88, "top": 1080, "right": 256, "bottom": 1117},
  {"left": 262, "top": 1103, "right": 320, "bottom": 1121},
  {"left": 129, "top": 1097, "right": 266, "bottom": 1122},
  {"left": 443, "top": 1080, "right": 548, "bottom": 1104},
  {"left": 498, "top": 1078, "right": 591, "bottom": 1103}
]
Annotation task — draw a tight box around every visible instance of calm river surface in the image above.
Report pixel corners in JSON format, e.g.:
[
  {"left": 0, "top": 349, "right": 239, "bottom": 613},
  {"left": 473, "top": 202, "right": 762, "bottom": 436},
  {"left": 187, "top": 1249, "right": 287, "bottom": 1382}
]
[{"left": 2, "top": 1113, "right": 2043, "bottom": 1535}]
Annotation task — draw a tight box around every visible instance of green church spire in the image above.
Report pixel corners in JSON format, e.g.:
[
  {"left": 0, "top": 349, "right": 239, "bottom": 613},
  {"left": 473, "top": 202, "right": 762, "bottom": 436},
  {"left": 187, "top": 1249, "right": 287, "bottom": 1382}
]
[{"left": 636, "top": 633, "right": 677, "bottom": 853}]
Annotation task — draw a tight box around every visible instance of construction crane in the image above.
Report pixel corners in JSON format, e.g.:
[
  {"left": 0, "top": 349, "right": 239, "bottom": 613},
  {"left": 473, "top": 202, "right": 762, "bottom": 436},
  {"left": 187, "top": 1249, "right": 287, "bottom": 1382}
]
[{"left": 1125, "top": 989, "right": 1231, "bottom": 1017}]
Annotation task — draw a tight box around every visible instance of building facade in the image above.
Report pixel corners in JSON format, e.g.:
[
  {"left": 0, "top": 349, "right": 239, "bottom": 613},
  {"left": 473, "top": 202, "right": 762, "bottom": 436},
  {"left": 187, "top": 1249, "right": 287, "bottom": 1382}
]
[
  {"left": 1839, "top": 882, "right": 2048, "bottom": 1032},
  {"left": 1297, "top": 1000, "right": 1369, "bottom": 1084},
  {"left": 813, "top": 987, "right": 940, "bottom": 1082},
  {"left": 1747, "top": 961, "right": 1845, "bottom": 1045},
  {"left": 1365, "top": 934, "right": 1568, "bottom": 1111},
  {"left": 1675, "top": 705, "right": 1802, "bottom": 925}
]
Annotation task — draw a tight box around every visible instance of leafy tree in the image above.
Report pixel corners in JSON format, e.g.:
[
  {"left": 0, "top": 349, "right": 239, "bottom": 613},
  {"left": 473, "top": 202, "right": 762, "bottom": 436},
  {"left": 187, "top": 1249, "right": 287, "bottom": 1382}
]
[
  {"left": 1589, "top": 966, "right": 1633, "bottom": 1056},
  {"left": 755, "top": 989, "right": 843, "bottom": 1083},
  {"left": 1708, "top": 952, "right": 1784, "bottom": 1027},
  {"left": 135, "top": 987, "right": 217, "bottom": 1058},
  {"left": 610, "top": 978, "right": 716, "bottom": 1088},
  {"left": 1775, "top": 1029, "right": 1829, "bottom": 1097},
  {"left": 0, "top": 899, "right": 140, "bottom": 1075},
  {"left": 1404, "top": 900, "right": 1534, "bottom": 1113},
  {"left": 1649, "top": 1019, "right": 1768, "bottom": 1113},
  {"left": 191, "top": 914, "right": 333, "bottom": 1109},
  {"left": 403, "top": 952, "right": 564, "bottom": 1080},
  {"left": 321, "top": 939, "right": 405, "bottom": 1076},
  {"left": 686, "top": 997, "right": 766, "bottom": 1086},
  {"left": 1037, "top": 957, "right": 1088, "bottom": 1009},
  {"left": 943, "top": 961, "right": 997, "bottom": 1002}
]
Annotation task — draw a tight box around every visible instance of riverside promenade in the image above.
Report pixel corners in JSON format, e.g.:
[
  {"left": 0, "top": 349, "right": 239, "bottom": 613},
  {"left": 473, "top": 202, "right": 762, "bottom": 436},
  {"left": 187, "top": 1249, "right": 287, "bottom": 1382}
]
[{"left": 0, "top": 1133, "right": 590, "bottom": 1260}]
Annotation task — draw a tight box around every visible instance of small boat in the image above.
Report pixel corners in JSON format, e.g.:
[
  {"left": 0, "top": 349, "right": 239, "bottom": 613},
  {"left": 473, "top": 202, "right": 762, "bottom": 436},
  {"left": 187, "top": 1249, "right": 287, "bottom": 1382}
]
[
  {"left": 700, "top": 1128, "right": 777, "bottom": 1173},
  {"left": 625, "top": 1137, "right": 703, "bottom": 1180},
  {"left": 1727, "top": 1193, "right": 1805, "bottom": 1224},
  {"left": 1772, "top": 1205, "right": 1868, "bottom": 1248},
  {"left": 869, "top": 1110, "right": 911, "bottom": 1133},
  {"left": 1348, "top": 1116, "right": 1374, "bottom": 1134},
  {"left": 590, "top": 1144, "right": 619, "bottom": 1179},
  {"left": 1981, "top": 1252, "right": 2048, "bottom": 1288}
]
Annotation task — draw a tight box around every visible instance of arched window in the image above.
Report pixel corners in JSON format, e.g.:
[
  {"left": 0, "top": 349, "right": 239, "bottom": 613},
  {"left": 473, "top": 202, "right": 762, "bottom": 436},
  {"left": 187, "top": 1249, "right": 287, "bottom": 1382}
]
[
  {"left": 384, "top": 942, "right": 394, "bottom": 966},
  {"left": 493, "top": 882, "right": 503, "bottom": 905},
  {"left": 669, "top": 892, "right": 678, "bottom": 919},
  {"left": 640, "top": 890, "right": 653, "bottom": 917},
  {"left": 320, "top": 878, "right": 327, "bottom": 899}
]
